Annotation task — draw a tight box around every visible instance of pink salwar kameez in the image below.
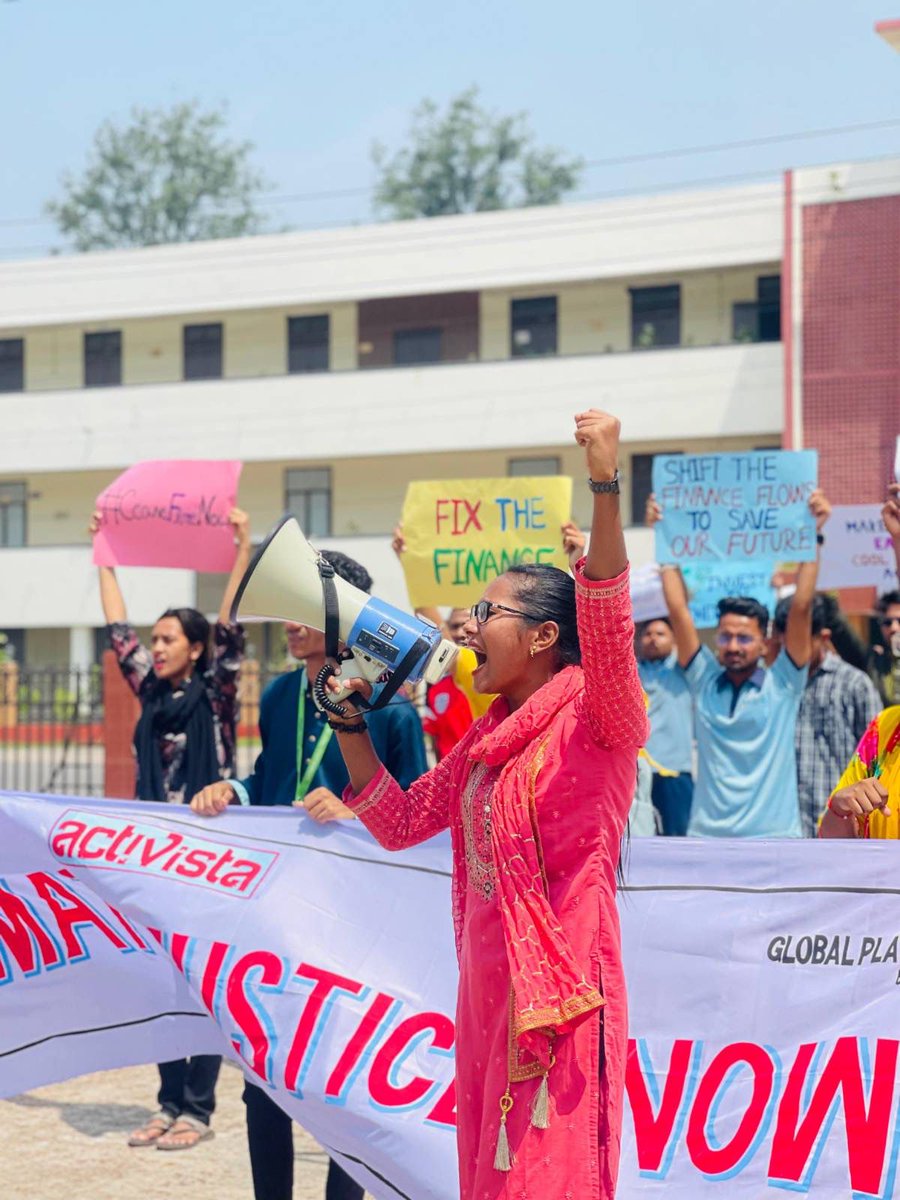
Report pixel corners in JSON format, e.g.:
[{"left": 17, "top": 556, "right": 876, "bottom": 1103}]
[{"left": 346, "top": 563, "right": 647, "bottom": 1199}]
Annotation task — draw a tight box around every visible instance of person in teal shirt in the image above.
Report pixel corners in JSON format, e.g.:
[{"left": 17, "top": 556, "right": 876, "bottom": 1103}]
[
  {"left": 636, "top": 616, "right": 694, "bottom": 835},
  {"left": 190, "top": 548, "right": 427, "bottom": 1200}
]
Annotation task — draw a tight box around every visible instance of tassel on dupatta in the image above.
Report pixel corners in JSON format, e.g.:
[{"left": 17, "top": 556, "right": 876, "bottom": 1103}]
[
  {"left": 530, "top": 1067, "right": 551, "bottom": 1129},
  {"left": 493, "top": 1089, "right": 514, "bottom": 1171}
]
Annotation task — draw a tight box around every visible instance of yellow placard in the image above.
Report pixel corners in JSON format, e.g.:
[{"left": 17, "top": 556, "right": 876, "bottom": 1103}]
[{"left": 400, "top": 476, "right": 574, "bottom": 607}]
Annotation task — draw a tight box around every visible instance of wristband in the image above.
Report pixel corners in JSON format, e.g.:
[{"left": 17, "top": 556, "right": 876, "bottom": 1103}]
[
  {"left": 816, "top": 533, "right": 825, "bottom": 546},
  {"left": 328, "top": 718, "right": 368, "bottom": 734},
  {"left": 588, "top": 470, "right": 620, "bottom": 495},
  {"left": 826, "top": 795, "right": 851, "bottom": 820}
]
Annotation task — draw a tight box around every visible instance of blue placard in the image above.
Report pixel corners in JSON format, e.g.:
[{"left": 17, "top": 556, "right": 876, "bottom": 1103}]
[
  {"left": 652, "top": 450, "right": 818, "bottom": 564},
  {"left": 682, "top": 563, "right": 777, "bottom": 629}
]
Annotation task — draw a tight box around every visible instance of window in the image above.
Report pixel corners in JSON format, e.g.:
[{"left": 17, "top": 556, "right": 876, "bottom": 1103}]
[
  {"left": 0, "top": 481, "right": 26, "bottom": 547},
  {"left": 0, "top": 338, "right": 24, "bottom": 392},
  {"left": 0, "top": 628, "right": 25, "bottom": 663},
  {"left": 732, "top": 301, "right": 759, "bottom": 343},
  {"left": 508, "top": 456, "right": 561, "bottom": 477},
  {"left": 284, "top": 468, "right": 331, "bottom": 536},
  {"left": 756, "top": 275, "right": 781, "bottom": 342},
  {"left": 183, "top": 323, "right": 223, "bottom": 380},
  {"left": 84, "top": 331, "right": 121, "bottom": 387},
  {"left": 630, "top": 285, "right": 681, "bottom": 349},
  {"left": 629, "top": 452, "right": 682, "bottom": 526},
  {"left": 393, "top": 327, "right": 442, "bottom": 366},
  {"left": 288, "top": 315, "right": 330, "bottom": 373},
  {"left": 510, "top": 297, "right": 557, "bottom": 357}
]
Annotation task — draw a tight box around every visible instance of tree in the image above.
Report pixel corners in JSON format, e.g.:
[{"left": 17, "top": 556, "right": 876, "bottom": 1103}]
[
  {"left": 372, "top": 87, "right": 582, "bottom": 219},
  {"left": 46, "top": 102, "right": 269, "bottom": 251}
]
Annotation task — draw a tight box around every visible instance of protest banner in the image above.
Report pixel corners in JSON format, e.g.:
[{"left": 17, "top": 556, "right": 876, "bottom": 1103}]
[
  {"left": 2, "top": 791, "right": 898, "bottom": 1199},
  {"left": 630, "top": 563, "right": 776, "bottom": 629},
  {"left": 653, "top": 450, "right": 818, "bottom": 565},
  {"left": 93, "top": 460, "right": 242, "bottom": 571},
  {"left": 818, "top": 504, "right": 898, "bottom": 592},
  {"left": 399, "top": 476, "right": 573, "bottom": 607}
]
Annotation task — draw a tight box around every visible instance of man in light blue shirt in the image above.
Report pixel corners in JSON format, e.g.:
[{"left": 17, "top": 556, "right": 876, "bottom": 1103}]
[
  {"left": 637, "top": 617, "right": 694, "bottom": 835},
  {"left": 653, "top": 491, "right": 829, "bottom": 837}
]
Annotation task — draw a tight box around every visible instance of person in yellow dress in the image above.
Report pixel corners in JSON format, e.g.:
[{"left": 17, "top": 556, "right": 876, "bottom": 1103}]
[{"left": 818, "top": 705, "right": 899, "bottom": 839}]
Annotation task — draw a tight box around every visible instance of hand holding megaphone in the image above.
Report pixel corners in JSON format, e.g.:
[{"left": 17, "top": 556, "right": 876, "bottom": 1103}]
[{"left": 231, "top": 516, "right": 458, "bottom": 715}]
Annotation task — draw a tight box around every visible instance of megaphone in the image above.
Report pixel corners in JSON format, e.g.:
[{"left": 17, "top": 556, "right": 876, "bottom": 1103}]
[{"left": 231, "top": 516, "right": 459, "bottom": 716}]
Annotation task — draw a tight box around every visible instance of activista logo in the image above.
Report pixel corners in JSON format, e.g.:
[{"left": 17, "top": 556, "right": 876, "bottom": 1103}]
[{"left": 48, "top": 810, "right": 277, "bottom": 898}]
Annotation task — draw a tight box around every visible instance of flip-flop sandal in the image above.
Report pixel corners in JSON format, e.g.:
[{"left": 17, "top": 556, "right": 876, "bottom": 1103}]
[
  {"left": 127, "top": 1111, "right": 175, "bottom": 1147},
  {"left": 155, "top": 1115, "right": 215, "bottom": 1151}
]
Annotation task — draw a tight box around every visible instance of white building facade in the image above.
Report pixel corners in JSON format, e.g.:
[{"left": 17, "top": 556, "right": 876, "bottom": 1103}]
[{"left": 0, "top": 177, "right": 789, "bottom": 667}]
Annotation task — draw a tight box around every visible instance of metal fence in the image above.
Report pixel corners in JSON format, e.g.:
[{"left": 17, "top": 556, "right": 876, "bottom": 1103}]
[
  {"left": 0, "top": 662, "right": 426, "bottom": 798},
  {"left": 0, "top": 664, "right": 106, "bottom": 796},
  {"left": 0, "top": 662, "right": 288, "bottom": 798}
]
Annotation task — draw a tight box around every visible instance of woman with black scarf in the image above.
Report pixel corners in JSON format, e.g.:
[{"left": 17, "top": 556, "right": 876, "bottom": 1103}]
[{"left": 90, "top": 506, "right": 251, "bottom": 1150}]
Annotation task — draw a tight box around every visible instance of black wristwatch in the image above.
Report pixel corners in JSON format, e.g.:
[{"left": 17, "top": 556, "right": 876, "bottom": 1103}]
[
  {"left": 588, "top": 470, "right": 620, "bottom": 495},
  {"left": 816, "top": 533, "right": 825, "bottom": 546}
]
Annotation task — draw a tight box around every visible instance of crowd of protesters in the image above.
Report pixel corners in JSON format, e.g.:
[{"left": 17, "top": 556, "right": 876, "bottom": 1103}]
[{"left": 85, "top": 460, "right": 900, "bottom": 1200}]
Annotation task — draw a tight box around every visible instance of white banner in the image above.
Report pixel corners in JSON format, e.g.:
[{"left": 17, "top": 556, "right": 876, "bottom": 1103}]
[{"left": 1, "top": 792, "right": 898, "bottom": 1199}]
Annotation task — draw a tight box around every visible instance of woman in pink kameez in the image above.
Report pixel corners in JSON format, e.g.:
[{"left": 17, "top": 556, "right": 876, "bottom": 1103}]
[{"left": 328, "top": 410, "right": 647, "bottom": 1200}]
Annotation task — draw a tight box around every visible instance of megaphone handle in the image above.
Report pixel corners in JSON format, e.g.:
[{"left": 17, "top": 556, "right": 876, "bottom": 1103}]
[{"left": 311, "top": 663, "right": 362, "bottom": 717}]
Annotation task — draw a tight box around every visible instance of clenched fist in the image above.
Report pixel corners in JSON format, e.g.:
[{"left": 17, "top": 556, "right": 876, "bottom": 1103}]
[{"left": 574, "top": 409, "right": 620, "bottom": 484}]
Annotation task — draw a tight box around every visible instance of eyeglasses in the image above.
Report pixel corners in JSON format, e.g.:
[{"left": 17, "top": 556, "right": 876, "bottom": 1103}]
[
  {"left": 470, "top": 600, "right": 546, "bottom": 625},
  {"left": 880, "top": 616, "right": 900, "bottom": 628},
  {"left": 715, "top": 633, "right": 757, "bottom": 648}
]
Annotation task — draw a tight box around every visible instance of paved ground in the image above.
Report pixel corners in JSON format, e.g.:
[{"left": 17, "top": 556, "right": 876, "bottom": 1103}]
[{"left": 0, "top": 1061, "right": 368, "bottom": 1200}]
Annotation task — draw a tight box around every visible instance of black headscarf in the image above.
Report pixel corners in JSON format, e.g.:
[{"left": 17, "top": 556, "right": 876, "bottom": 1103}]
[{"left": 133, "top": 673, "right": 220, "bottom": 802}]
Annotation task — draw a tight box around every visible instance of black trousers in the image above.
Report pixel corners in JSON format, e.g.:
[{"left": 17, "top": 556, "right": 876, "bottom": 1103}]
[
  {"left": 157, "top": 1055, "right": 221, "bottom": 1124},
  {"left": 243, "top": 1080, "right": 363, "bottom": 1200}
]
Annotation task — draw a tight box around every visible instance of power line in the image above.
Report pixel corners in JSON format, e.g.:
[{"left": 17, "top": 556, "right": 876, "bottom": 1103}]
[{"left": 1, "top": 114, "right": 899, "bottom": 236}]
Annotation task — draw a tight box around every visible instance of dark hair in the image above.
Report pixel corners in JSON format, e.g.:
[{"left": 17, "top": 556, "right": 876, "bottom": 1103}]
[
  {"left": 716, "top": 595, "right": 769, "bottom": 634},
  {"left": 320, "top": 549, "right": 373, "bottom": 595},
  {"left": 505, "top": 564, "right": 581, "bottom": 667},
  {"left": 157, "top": 607, "right": 211, "bottom": 673},
  {"left": 772, "top": 593, "right": 830, "bottom": 637},
  {"left": 876, "top": 589, "right": 900, "bottom": 616}
]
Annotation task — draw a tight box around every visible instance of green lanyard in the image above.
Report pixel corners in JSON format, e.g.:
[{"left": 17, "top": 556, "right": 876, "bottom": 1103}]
[{"left": 295, "top": 669, "right": 334, "bottom": 802}]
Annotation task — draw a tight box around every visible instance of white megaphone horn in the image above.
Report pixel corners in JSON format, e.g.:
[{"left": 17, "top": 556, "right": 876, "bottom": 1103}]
[{"left": 231, "top": 516, "right": 458, "bottom": 715}]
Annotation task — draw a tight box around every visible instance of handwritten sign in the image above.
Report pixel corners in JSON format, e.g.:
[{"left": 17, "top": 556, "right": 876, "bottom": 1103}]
[
  {"left": 93, "top": 460, "right": 242, "bottom": 572},
  {"left": 400, "top": 477, "right": 573, "bottom": 607},
  {"left": 682, "top": 563, "right": 777, "bottom": 629},
  {"left": 630, "top": 563, "right": 776, "bottom": 630},
  {"left": 817, "top": 505, "right": 898, "bottom": 592},
  {"left": 653, "top": 450, "right": 818, "bottom": 565}
]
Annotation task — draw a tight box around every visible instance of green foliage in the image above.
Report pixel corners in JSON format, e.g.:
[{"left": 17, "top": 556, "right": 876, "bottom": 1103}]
[
  {"left": 372, "top": 87, "right": 582, "bottom": 219},
  {"left": 46, "top": 101, "right": 269, "bottom": 251}
]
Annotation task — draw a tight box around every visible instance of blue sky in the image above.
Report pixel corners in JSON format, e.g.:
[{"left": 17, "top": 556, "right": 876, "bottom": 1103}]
[{"left": 1, "top": 0, "right": 898, "bottom": 257}]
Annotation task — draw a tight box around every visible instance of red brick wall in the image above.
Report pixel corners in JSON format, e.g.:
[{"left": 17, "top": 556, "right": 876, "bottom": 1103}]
[{"left": 801, "top": 195, "right": 900, "bottom": 504}]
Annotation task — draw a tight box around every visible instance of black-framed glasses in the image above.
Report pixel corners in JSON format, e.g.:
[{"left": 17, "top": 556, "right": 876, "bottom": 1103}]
[{"left": 470, "top": 600, "right": 546, "bottom": 625}]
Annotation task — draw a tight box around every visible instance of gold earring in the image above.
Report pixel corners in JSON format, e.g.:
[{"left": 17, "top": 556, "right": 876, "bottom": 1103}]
[{"left": 529, "top": 645, "right": 536, "bottom": 658}]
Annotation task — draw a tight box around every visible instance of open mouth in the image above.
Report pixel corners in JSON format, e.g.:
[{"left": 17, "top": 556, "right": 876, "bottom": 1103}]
[{"left": 468, "top": 646, "right": 487, "bottom": 670}]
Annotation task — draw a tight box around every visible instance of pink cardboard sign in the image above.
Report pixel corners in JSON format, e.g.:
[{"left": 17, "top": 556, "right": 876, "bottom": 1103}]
[{"left": 93, "top": 460, "right": 243, "bottom": 571}]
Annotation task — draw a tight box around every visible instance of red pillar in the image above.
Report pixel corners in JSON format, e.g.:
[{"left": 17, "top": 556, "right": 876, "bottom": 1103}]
[{"left": 102, "top": 650, "right": 140, "bottom": 799}]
